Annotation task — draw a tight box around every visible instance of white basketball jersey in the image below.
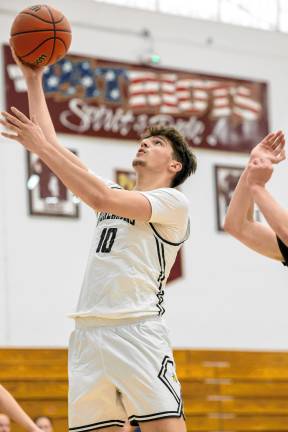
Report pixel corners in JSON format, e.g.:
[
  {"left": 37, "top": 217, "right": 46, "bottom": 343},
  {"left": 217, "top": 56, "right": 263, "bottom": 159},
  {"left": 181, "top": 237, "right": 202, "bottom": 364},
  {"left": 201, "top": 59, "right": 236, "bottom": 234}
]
[{"left": 70, "top": 179, "right": 189, "bottom": 320}]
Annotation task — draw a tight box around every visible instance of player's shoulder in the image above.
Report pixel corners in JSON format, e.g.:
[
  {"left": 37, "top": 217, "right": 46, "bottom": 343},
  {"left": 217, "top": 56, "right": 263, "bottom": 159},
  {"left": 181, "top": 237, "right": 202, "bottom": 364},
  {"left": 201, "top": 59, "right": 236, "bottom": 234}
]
[{"left": 152, "top": 187, "right": 189, "bottom": 207}]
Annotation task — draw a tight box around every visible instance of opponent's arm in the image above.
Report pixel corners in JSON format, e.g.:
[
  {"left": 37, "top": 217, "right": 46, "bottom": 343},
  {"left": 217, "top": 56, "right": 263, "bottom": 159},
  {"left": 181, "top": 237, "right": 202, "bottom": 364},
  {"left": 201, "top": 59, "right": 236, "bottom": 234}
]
[
  {"left": 224, "top": 132, "right": 285, "bottom": 260},
  {"left": 0, "top": 385, "right": 41, "bottom": 432},
  {"left": 10, "top": 45, "right": 88, "bottom": 171},
  {"left": 1, "top": 108, "right": 152, "bottom": 221},
  {"left": 250, "top": 169, "right": 288, "bottom": 247},
  {"left": 224, "top": 169, "right": 282, "bottom": 260}
]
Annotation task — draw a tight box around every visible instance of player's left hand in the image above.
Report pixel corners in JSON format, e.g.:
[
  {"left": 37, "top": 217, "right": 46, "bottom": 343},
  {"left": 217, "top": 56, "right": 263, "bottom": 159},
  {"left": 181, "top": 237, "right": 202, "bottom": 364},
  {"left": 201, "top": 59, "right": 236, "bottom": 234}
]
[
  {"left": 246, "top": 157, "right": 273, "bottom": 187},
  {"left": 0, "top": 107, "right": 47, "bottom": 154}
]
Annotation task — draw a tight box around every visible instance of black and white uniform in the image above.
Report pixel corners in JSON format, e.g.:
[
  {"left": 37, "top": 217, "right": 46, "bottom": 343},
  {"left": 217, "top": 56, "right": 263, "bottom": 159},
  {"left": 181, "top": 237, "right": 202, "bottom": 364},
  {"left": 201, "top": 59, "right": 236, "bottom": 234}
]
[
  {"left": 68, "top": 178, "right": 189, "bottom": 430},
  {"left": 277, "top": 236, "right": 288, "bottom": 266}
]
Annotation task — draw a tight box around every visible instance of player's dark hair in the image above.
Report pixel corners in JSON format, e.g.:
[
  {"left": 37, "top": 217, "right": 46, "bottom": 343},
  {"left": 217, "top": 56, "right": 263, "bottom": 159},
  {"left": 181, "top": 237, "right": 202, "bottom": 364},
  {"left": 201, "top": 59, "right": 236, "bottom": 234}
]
[{"left": 142, "top": 126, "right": 197, "bottom": 187}]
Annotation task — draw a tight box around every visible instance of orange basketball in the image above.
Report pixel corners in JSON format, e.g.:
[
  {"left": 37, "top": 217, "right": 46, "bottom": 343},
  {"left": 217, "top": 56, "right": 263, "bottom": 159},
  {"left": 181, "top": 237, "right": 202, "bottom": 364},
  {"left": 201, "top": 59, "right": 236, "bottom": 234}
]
[{"left": 10, "top": 4, "right": 72, "bottom": 67}]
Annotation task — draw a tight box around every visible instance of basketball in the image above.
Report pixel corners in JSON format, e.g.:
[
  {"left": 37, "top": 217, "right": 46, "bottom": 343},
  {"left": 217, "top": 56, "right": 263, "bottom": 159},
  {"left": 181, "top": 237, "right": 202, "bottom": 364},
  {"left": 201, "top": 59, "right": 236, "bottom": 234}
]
[{"left": 10, "top": 4, "right": 72, "bottom": 67}]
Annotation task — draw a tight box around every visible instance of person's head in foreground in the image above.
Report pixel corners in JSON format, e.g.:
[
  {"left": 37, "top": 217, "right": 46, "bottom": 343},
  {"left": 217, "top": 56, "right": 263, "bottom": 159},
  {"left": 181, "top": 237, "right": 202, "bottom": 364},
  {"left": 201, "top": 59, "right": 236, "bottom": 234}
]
[
  {"left": 34, "top": 417, "right": 53, "bottom": 432},
  {"left": 132, "top": 125, "right": 197, "bottom": 188},
  {"left": 0, "top": 414, "right": 10, "bottom": 432}
]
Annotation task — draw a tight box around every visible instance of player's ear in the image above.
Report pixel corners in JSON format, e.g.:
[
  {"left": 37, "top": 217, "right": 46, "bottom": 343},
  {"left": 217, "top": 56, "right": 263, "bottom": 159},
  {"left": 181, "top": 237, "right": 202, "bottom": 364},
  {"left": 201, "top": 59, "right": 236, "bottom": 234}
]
[{"left": 170, "top": 160, "right": 182, "bottom": 173}]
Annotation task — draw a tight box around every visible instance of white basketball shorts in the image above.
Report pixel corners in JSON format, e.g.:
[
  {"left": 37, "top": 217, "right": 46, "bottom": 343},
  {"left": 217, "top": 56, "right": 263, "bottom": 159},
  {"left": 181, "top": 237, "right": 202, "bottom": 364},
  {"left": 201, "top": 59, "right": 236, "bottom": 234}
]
[{"left": 68, "top": 316, "right": 184, "bottom": 431}]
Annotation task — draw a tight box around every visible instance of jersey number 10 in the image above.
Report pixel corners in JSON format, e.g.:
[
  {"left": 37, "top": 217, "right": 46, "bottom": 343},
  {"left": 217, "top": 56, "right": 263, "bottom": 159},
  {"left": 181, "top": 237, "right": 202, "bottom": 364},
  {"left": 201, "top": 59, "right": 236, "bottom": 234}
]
[{"left": 96, "top": 228, "right": 117, "bottom": 253}]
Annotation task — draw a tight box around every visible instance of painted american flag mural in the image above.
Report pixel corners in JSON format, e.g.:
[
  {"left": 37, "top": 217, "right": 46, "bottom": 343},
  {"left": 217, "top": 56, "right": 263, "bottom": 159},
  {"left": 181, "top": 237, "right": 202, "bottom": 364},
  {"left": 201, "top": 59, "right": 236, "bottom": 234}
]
[{"left": 3, "top": 44, "right": 268, "bottom": 152}]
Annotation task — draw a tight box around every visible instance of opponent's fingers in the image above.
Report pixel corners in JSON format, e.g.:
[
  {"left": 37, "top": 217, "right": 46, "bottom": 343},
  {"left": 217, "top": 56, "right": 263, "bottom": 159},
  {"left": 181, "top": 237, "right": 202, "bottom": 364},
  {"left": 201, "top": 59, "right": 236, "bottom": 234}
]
[
  {"left": 272, "top": 137, "right": 285, "bottom": 155},
  {"left": 264, "top": 130, "right": 281, "bottom": 148},
  {"left": 1, "top": 111, "right": 23, "bottom": 128},
  {"left": 270, "top": 131, "right": 284, "bottom": 149},
  {"left": 10, "top": 106, "right": 31, "bottom": 123},
  {"left": 271, "top": 132, "right": 285, "bottom": 149},
  {"left": 0, "top": 119, "right": 20, "bottom": 132},
  {"left": 263, "top": 132, "right": 276, "bottom": 145},
  {"left": 264, "top": 131, "right": 281, "bottom": 145},
  {"left": 274, "top": 150, "right": 286, "bottom": 163}
]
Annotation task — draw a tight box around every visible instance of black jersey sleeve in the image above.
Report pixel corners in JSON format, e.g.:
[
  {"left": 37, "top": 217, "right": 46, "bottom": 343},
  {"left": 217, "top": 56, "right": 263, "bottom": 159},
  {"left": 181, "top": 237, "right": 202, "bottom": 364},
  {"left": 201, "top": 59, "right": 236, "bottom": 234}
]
[{"left": 276, "top": 236, "right": 288, "bottom": 267}]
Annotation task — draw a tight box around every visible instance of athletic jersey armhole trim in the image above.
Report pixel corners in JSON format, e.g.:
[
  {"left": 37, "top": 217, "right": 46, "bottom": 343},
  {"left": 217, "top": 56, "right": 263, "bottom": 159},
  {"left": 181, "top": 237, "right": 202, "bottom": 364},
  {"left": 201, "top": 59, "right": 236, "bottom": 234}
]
[
  {"left": 276, "top": 235, "right": 288, "bottom": 267},
  {"left": 149, "top": 219, "right": 190, "bottom": 246}
]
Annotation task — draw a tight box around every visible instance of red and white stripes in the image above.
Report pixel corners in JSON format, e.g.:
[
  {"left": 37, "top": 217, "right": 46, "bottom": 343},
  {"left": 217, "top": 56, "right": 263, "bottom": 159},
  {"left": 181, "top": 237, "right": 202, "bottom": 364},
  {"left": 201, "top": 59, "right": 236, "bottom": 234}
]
[{"left": 127, "top": 70, "right": 262, "bottom": 120}]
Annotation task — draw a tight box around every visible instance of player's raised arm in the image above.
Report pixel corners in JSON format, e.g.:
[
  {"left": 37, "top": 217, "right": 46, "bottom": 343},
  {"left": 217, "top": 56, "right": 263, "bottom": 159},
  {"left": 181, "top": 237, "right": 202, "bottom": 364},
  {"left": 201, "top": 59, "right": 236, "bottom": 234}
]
[
  {"left": 9, "top": 46, "right": 88, "bottom": 172},
  {"left": 224, "top": 131, "right": 285, "bottom": 261},
  {"left": 0, "top": 107, "right": 153, "bottom": 219},
  {"left": 10, "top": 45, "right": 55, "bottom": 141}
]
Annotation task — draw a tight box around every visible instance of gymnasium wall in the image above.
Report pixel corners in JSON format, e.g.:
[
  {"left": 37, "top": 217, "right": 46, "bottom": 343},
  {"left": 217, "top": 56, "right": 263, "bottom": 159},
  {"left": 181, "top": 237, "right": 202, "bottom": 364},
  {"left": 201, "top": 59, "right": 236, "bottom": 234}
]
[{"left": 0, "top": 0, "right": 288, "bottom": 349}]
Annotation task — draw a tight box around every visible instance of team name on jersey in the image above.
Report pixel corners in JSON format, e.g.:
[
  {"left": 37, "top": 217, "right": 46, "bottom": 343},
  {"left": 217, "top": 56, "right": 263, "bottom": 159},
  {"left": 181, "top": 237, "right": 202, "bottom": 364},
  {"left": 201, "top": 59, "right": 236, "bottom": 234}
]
[{"left": 97, "top": 212, "right": 135, "bottom": 226}]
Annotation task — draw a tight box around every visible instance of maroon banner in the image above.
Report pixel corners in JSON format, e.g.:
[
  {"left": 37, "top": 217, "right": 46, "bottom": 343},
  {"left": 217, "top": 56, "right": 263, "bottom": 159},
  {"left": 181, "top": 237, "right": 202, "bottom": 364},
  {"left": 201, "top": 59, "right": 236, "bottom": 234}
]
[{"left": 3, "top": 44, "right": 268, "bottom": 152}]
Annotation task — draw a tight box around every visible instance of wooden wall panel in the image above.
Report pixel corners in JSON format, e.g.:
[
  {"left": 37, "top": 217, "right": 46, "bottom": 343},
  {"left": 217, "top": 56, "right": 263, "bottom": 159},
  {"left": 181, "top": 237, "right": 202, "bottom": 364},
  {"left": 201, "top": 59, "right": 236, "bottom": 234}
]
[{"left": 1, "top": 348, "right": 288, "bottom": 432}]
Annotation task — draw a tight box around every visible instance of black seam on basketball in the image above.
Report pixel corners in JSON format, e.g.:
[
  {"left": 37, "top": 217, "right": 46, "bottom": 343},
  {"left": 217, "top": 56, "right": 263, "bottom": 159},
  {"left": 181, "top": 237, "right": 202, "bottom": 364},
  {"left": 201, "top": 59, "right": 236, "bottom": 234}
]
[
  {"left": 19, "top": 37, "right": 55, "bottom": 59},
  {"left": 46, "top": 4, "right": 65, "bottom": 24},
  {"left": 54, "top": 16, "right": 65, "bottom": 25},
  {"left": 55, "top": 37, "right": 68, "bottom": 52},
  {"left": 20, "top": 11, "right": 64, "bottom": 25},
  {"left": 11, "top": 29, "right": 71, "bottom": 37},
  {"left": 45, "top": 5, "right": 56, "bottom": 65}
]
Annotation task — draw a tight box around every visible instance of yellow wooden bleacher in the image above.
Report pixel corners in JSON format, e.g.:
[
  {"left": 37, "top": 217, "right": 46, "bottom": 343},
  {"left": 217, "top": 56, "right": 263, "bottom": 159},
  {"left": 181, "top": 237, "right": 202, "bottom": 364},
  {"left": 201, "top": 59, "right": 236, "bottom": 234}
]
[
  {"left": 175, "top": 350, "right": 288, "bottom": 431},
  {"left": 0, "top": 349, "right": 68, "bottom": 432},
  {"left": 1, "top": 348, "right": 288, "bottom": 431}
]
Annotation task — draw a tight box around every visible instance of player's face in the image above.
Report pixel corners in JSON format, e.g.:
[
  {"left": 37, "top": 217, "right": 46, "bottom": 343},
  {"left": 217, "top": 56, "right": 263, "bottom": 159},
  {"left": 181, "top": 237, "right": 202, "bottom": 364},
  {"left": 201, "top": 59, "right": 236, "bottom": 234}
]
[
  {"left": 0, "top": 415, "right": 10, "bottom": 432},
  {"left": 133, "top": 135, "right": 175, "bottom": 173},
  {"left": 35, "top": 418, "right": 53, "bottom": 432}
]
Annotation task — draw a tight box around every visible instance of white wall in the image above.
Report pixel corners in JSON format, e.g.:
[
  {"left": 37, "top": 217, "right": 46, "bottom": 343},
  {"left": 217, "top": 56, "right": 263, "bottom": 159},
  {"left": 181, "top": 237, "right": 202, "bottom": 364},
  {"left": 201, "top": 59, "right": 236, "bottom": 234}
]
[{"left": 0, "top": 0, "right": 288, "bottom": 349}]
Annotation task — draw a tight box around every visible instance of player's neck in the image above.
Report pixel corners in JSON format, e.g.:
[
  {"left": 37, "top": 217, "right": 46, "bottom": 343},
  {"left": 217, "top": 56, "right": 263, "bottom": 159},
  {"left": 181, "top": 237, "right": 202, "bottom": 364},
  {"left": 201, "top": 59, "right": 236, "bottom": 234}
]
[{"left": 134, "top": 174, "right": 171, "bottom": 191}]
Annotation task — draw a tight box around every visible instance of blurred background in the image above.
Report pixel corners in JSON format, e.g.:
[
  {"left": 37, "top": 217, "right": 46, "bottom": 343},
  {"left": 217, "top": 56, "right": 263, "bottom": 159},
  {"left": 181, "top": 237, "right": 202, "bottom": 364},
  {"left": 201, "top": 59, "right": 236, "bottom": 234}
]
[{"left": 0, "top": 1, "right": 288, "bottom": 431}]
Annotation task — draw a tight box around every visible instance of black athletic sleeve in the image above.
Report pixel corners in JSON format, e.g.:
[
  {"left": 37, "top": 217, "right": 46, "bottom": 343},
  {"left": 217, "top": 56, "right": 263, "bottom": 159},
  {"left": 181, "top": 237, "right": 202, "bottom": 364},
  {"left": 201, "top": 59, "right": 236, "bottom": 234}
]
[{"left": 276, "top": 236, "right": 288, "bottom": 267}]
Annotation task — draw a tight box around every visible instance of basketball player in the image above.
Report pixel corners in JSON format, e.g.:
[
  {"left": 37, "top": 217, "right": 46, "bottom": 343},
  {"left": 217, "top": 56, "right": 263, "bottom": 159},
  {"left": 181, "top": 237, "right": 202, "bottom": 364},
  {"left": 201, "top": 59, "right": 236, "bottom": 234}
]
[
  {"left": 224, "top": 131, "right": 288, "bottom": 264},
  {"left": 34, "top": 416, "right": 54, "bottom": 432},
  {"left": 0, "top": 414, "right": 10, "bottom": 432},
  {"left": 0, "top": 48, "right": 197, "bottom": 432},
  {"left": 0, "top": 385, "right": 41, "bottom": 432}
]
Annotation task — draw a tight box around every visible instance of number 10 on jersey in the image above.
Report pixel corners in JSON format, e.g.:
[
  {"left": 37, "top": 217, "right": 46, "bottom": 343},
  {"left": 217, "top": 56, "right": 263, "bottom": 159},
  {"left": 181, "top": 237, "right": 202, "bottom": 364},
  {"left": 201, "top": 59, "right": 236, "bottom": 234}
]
[{"left": 96, "top": 228, "right": 117, "bottom": 253}]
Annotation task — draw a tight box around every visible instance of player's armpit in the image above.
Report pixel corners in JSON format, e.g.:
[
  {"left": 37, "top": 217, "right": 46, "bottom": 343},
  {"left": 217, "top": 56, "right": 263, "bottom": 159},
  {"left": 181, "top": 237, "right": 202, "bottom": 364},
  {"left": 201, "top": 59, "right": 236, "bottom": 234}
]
[
  {"left": 97, "top": 188, "right": 152, "bottom": 222},
  {"left": 230, "top": 220, "right": 284, "bottom": 261}
]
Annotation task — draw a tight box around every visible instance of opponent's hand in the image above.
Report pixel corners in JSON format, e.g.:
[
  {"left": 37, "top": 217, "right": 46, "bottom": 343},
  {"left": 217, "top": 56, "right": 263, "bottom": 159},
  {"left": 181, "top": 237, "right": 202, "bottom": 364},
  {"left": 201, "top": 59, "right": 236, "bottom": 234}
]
[
  {"left": 10, "top": 41, "right": 45, "bottom": 79},
  {"left": 250, "top": 130, "right": 285, "bottom": 164},
  {"left": 0, "top": 107, "right": 48, "bottom": 154},
  {"left": 246, "top": 157, "right": 273, "bottom": 188}
]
